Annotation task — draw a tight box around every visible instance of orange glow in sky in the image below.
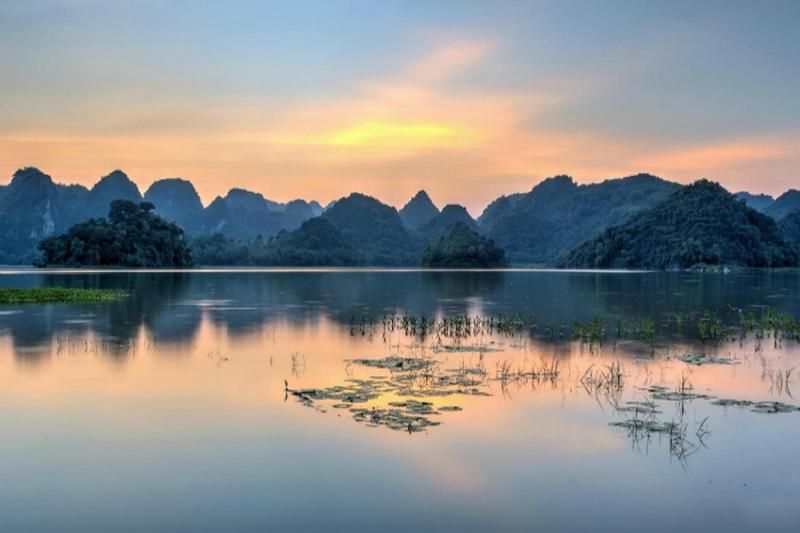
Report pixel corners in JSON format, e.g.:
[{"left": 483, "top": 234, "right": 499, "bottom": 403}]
[{"left": 1, "top": 3, "right": 798, "bottom": 214}]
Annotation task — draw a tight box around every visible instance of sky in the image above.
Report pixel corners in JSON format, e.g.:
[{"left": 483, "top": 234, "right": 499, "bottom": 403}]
[{"left": 1, "top": 0, "right": 798, "bottom": 214}]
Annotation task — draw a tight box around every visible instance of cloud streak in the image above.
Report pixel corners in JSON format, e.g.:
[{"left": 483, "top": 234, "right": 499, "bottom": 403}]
[{"left": 1, "top": 28, "right": 799, "bottom": 213}]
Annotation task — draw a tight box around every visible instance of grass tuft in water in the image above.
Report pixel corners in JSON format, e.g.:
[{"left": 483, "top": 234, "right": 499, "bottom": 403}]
[{"left": 0, "top": 287, "right": 127, "bottom": 304}]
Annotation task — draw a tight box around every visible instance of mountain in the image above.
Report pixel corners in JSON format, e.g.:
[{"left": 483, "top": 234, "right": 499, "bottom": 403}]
[
  {"left": 215, "top": 189, "right": 281, "bottom": 238},
  {"left": 476, "top": 192, "right": 526, "bottom": 233},
  {"left": 0, "top": 167, "right": 323, "bottom": 263},
  {"left": 190, "top": 217, "right": 364, "bottom": 266},
  {"left": 87, "top": 170, "right": 142, "bottom": 217},
  {"left": 200, "top": 196, "right": 250, "bottom": 237},
  {"left": 4, "top": 165, "right": 798, "bottom": 269},
  {"left": 144, "top": 178, "right": 204, "bottom": 230},
  {"left": 38, "top": 200, "right": 192, "bottom": 267},
  {"left": 735, "top": 191, "right": 774, "bottom": 213},
  {"left": 0, "top": 168, "right": 88, "bottom": 264},
  {"left": 201, "top": 190, "right": 316, "bottom": 241},
  {"left": 422, "top": 222, "right": 506, "bottom": 268},
  {"left": 778, "top": 210, "right": 800, "bottom": 244},
  {"left": 559, "top": 180, "right": 798, "bottom": 270},
  {"left": 481, "top": 173, "right": 679, "bottom": 265},
  {"left": 323, "top": 193, "right": 424, "bottom": 265},
  {"left": 309, "top": 201, "right": 324, "bottom": 217},
  {"left": 142, "top": 177, "right": 316, "bottom": 241},
  {"left": 224, "top": 188, "right": 282, "bottom": 213},
  {"left": 222, "top": 188, "right": 320, "bottom": 218},
  {"left": 399, "top": 190, "right": 439, "bottom": 229},
  {"left": 417, "top": 204, "right": 478, "bottom": 240},
  {"left": 764, "top": 190, "right": 800, "bottom": 220},
  {"left": 284, "top": 199, "right": 315, "bottom": 222},
  {"left": 262, "top": 217, "right": 363, "bottom": 266}
]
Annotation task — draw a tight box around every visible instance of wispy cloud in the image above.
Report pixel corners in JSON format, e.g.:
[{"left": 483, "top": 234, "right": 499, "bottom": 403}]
[
  {"left": 2, "top": 29, "right": 799, "bottom": 211},
  {"left": 407, "top": 39, "right": 497, "bottom": 84},
  {"left": 633, "top": 138, "right": 793, "bottom": 173}
]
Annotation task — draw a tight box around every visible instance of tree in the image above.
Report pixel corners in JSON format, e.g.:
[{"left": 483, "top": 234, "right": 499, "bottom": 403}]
[
  {"left": 37, "top": 200, "right": 193, "bottom": 267},
  {"left": 422, "top": 223, "right": 507, "bottom": 268}
]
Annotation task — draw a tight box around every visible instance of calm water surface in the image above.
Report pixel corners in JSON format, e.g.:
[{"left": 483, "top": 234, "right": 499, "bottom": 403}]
[{"left": 1, "top": 269, "right": 799, "bottom": 532}]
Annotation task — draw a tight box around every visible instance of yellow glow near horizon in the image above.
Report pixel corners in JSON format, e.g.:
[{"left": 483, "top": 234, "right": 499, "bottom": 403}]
[{"left": 324, "top": 121, "right": 470, "bottom": 148}]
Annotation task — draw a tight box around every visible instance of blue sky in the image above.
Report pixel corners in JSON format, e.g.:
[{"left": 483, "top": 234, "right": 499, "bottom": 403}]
[{"left": 1, "top": 0, "right": 798, "bottom": 212}]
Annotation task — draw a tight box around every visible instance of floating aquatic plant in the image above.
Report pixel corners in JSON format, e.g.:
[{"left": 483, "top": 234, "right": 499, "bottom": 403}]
[
  {"left": 348, "top": 355, "right": 436, "bottom": 372},
  {"left": 284, "top": 354, "right": 491, "bottom": 433},
  {"left": 676, "top": 353, "right": 736, "bottom": 366},
  {"left": 712, "top": 398, "right": 800, "bottom": 414},
  {"left": 0, "top": 287, "right": 127, "bottom": 304}
]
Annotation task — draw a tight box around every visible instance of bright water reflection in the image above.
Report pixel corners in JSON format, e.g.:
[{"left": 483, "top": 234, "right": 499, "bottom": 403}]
[{"left": 0, "top": 269, "right": 799, "bottom": 532}]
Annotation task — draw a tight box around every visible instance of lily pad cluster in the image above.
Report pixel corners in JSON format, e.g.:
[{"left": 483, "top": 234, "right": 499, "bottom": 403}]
[
  {"left": 641, "top": 385, "right": 713, "bottom": 402},
  {"left": 615, "top": 400, "right": 661, "bottom": 417},
  {"left": 676, "top": 353, "right": 736, "bottom": 366},
  {"left": 348, "top": 355, "right": 437, "bottom": 372},
  {"left": 350, "top": 400, "right": 463, "bottom": 432},
  {"left": 287, "top": 356, "right": 490, "bottom": 433},
  {"left": 609, "top": 419, "right": 677, "bottom": 434},
  {"left": 712, "top": 399, "right": 800, "bottom": 413},
  {"left": 639, "top": 384, "right": 800, "bottom": 414}
]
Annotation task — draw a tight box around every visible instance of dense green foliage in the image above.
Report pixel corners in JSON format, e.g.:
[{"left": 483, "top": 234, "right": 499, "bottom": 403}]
[
  {"left": 765, "top": 189, "right": 800, "bottom": 220},
  {"left": 0, "top": 287, "right": 127, "bottom": 304},
  {"left": 323, "top": 193, "right": 425, "bottom": 265},
  {"left": 481, "top": 174, "right": 679, "bottom": 264},
  {"left": 778, "top": 210, "right": 800, "bottom": 244},
  {"left": 560, "top": 180, "right": 799, "bottom": 270},
  {"left": 189, "top": 234, "right": 252, "bottom": 265},
  {"left": 417, "top": 204, "right": 479, "bottom": 240},
  {"left": 399, "top": 190, "right": 439, "bottom": 229},
  {"left": 263, "top": 217, "right": 363, "bottom": 265},
  {"left": 476, "top": 193, "right": 524, "bottom": 233},
  {"left": 38, "top": 200, "right": 193, "bottom": 267},
  {"left": 191, "top": 218, "right": 364, "bottom": 266},
  {"left": 422, "top": 222, "right": 507, "bottom": 268}
]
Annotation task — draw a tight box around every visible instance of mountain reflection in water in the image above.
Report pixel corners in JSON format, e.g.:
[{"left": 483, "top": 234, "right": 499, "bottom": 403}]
[{"left": 1, "top": 269, "right": 799, "bottom": 532}]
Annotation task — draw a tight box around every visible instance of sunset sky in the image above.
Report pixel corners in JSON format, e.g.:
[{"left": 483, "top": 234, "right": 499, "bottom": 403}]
[{"left": 1, "top": 0, "right": 798, "bottom": 214}]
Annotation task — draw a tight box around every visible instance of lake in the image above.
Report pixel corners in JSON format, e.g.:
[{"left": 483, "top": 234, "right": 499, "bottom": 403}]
[{"left": 1, "top": 268, "right": 799, "bottom": 532}]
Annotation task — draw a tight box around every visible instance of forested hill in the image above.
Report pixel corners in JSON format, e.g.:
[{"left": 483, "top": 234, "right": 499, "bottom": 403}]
[
  {"left": 479, "top": 174, "right": 680, "bottom": 265},
  {"left": 765, "top": 190, "right": 800, "bottom": 220},
  {"left": 735, "top": 191, "right": 774, "bottom": 212},
  {"left": 0, "top": 168, "right": 88, "bottom": 265},
  {"left": 0, "top": 167, "right": 323, "bottom": 264},
  {"left": 399, "top": 190, "right": 439, "bottom": 229},
  {"left": 37, "top": 200, "right": 193, "bottom": 267},
  {"left": 417, "top": 204, "right": 478, "bottom": 240},
  {"left": 559, "top": 180, "right": 799, "bottom": 270},
  {"left": 191, "top": 217, "right": 364, "bottom": 266},
  {"left": 778, "top": 210, "right": 800, "bottom": 245},
  {"left": 5, "top": 166, "right": 800, "bottom": 269},
  {"left": 422, "top": 222, "right": 506, "bottom": 268},
  {"left": 322, "top": 193, "right": 425, "bottom": 265}
]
